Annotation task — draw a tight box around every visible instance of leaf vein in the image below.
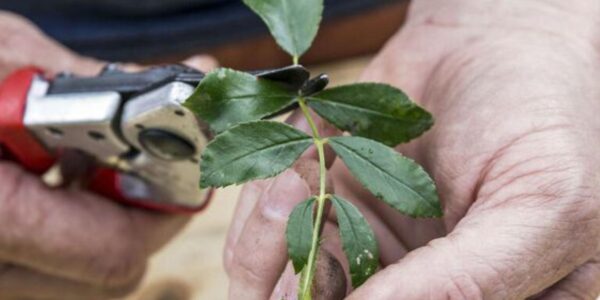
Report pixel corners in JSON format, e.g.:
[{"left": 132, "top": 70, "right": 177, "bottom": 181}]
[
  {"left": 333, "top": 141, "right": 436, "bottom": 210},
  {"left": 205, "top": 136, "right": 310, "bottom": 179},
  {"left": 307, "top": 97, "right": 421, "bottom": 123}
]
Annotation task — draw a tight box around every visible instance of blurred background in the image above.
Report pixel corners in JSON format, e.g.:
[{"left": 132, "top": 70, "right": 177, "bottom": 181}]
[
  {"left": 2, "top": 0, "right": 408, "bottom": 69},
  {"left": 1, "top": 0, "right": 409, "bottom": 299}
]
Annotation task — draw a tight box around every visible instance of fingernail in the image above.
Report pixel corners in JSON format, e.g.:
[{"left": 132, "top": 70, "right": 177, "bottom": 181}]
[{"left": 260, "top": 170, "right": 310, "bottom": 220}]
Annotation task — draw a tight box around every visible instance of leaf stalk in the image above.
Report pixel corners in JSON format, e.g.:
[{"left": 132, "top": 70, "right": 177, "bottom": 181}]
[{"left": 298, "top": 98, "right": 329, "bottom": 299}]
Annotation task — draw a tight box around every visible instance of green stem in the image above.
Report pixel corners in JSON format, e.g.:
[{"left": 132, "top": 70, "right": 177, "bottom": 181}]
[
  {"left": 293, "top": 55, "right": 300, "bottom": 65},
  {"left": 298, "top": 98, "right": 320, "bottom": 139},
  {"left": 298, "top": 98, "right": 328, "bottom": 299}
]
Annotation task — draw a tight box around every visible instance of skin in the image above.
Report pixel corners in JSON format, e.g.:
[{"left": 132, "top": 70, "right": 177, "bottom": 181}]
[
  {"left": 1, "top": 1, "right": 600, "bottom": 299},
  {"left": 0, "top": 11, "right": 217, "bottom": 300},
  {"left": 226, "top": 0, "right": 600, "bottom": 299}
]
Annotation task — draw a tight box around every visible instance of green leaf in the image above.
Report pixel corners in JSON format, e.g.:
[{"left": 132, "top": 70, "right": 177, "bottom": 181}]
[
  {"left": 331, "top": 195, "right": 378, "bottom": 288},
  {"left": 184, "top": 68, "right": 296, "bottom": 133},
  {"left": 242, "top": 0, "right": 323, "bottom": 59},
  {"left": 329, "top": 136, "right": 442, "bottom": 217},
  {"left": 306, "top": 83, "right": 433, "bottom": 146},
  {"left": 200, "top": 121, "right": 312, "bottom": 188},
  {"left": 286, "top": 197, "right": 316, "bottom": 274}
]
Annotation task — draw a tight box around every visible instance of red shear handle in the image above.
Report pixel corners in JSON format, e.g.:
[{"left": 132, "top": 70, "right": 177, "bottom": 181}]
[
  {"left": 87, "top": 168, "right": 212, "bottom": 214},
  {"left": 0, "top": 68, "right": 55, "bottom": 173},
  {"left": 0, "top": 68, "right": 211, "bottom": 214}
]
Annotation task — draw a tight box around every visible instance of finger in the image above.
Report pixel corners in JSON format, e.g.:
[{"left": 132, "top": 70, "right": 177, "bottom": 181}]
[
  {"left": 226, "top": 102, "right": 338, "bottom": 299},
  {"left": 224, "top": 109, "right": 338, "bottom": 268},
  {"left": 223, "top": 179, "right": 270, "bottom": 274},
  {"left": 226, "top": 158, "right": 338, "bottom": 299},
  {"left": 348, "top": 195, "right": 599, "bottom": 299},
  {"left": 0, "top": 161, "right": 187, "bottom": 287},
  {"left": 224, "top": 157, "right": 333, "bottom": 258},
  {"left": 227, "top": 168, "right": 312, "bottom": 300},
  {"left": 113, "top": 54, "right": 218, "bottom": 74},
  {"left": 270, "top": 261, "right": 299, "bottom": 300},
  {"left": 0, "top": 263, "right": 139, "bottom": 300},
  {"left": 271, "top": 255, "right": 346, "bottom": 300},
  {"left": 182, "top": 55, "right": 219, "bottom": 72},
  {"left": 224, "top": 158, "right": 323, "bottom": 272},
  {"left": 535, "top": 256, "right": 600, "bottom": 300},
  {"left": 312, "top": 221, "right": 349, "bottom": 299},
  {"left": 271, "top": 221, "right": 348, "bottom": 300},
  {"left": 312, "top": 248, "right": 348, "bottom": 300}
]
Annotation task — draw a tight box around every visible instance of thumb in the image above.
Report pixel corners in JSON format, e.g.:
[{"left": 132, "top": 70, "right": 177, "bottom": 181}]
[
  {"left": 348, "top": 231, "right": 487, "bottom": 299},
  {"left": 272, "top": 245, "right": 347, "bottom": 300},
  {"left": 348, "top": 198, "right": 597, "bottom": 299},
  {"left": 182, "top": 55, "right": 219, "bottom": 73}
]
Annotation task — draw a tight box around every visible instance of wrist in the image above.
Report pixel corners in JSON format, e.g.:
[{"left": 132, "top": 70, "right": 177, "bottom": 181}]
[{"left": 407, "top": 0, "right": 599, "bottom": 42}]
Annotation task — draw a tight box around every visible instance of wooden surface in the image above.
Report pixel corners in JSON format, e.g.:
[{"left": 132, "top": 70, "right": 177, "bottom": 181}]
[{"left": 123, "top": 57, "right": 372, "bottom": 300}]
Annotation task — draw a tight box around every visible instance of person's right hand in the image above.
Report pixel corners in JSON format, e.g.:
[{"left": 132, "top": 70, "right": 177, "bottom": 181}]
[
  {"left": 224, "top": 0, "right": 600, "bottom": 299},
  {"left": 0, "top": 11, "right": 217, "bottom": 299}
]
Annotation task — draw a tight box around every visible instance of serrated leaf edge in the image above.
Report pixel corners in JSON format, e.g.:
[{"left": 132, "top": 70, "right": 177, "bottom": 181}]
[
  {"left": 184, "top": 68, "right": 298, "bottom": 133},
  {"left": 306, "top": 83, "right": 434, "bottom": 145},
  {"left": 286, "top": 197, "right": 316, "bottom": 274},
  {"left": 199, "top": 121, "right": 313, "bottom": 188},
  {"left": 331, "top": 195, "right": 379, "bottom": 287},
  {"left": 242, "top": 0, "right": 323, "bottom": 58},
  {"left": 329, "top": 136, "right": 442, "bottom": 218}
]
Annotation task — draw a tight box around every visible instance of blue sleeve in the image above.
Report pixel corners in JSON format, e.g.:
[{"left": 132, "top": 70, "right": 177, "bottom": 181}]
[{"left": 0, "top": 0, "right": 402, "bottom": 61}]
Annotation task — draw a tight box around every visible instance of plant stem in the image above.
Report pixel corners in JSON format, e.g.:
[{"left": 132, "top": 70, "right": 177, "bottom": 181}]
[
  {"left": 293, "top": 55, "right": 300, "bottom": 65},
  {"left": 298, "top": 98, "right": 328, "bottom": 299}
]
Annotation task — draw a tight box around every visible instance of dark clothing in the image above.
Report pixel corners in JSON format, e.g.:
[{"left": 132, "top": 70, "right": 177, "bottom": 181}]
[{"left": 0, "top": 0, "right": 401, "bottom": 61}]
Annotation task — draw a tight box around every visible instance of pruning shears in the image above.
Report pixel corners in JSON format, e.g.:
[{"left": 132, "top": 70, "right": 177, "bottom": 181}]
[{"left": 0, "top": 64, "right": 327, "bottom": 213}]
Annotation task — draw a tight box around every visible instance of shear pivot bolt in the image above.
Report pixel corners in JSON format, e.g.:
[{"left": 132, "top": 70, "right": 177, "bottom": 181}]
[{"left": 139, "top": 129, "right": 196, "bottom": 161}]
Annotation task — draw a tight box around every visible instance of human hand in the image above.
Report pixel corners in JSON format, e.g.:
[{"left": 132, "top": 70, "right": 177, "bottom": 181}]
[
  {"left": 225, "top": 0, "right": 600, "bottom": 299},
  {"left": 0, "top": 11, "right": 217, "bottom": 299}
]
